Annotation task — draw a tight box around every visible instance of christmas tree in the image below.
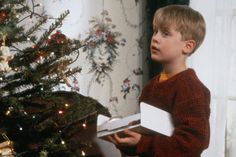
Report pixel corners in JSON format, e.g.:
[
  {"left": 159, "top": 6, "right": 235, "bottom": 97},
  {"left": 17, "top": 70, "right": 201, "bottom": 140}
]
[{"left": 0, "top": 0, "right": 110, "bottom": 156}]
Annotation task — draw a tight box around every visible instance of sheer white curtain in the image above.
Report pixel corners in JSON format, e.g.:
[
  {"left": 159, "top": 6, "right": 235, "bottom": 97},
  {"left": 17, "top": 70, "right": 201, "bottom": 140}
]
[{"left": 190, "top": 0, "right": 236, "bottom": 157}]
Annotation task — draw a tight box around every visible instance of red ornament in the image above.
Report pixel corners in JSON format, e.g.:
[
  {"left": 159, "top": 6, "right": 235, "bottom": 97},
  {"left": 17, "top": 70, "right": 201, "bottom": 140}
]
[
  {"left": 47, "top": 31, "right": 67, "bottom": 45},
  {"left": 56, "top": 30, "right": 61, "bottom": 34},
  {"left": 0, "top": 11, "right": 7, "bottom": 23}
]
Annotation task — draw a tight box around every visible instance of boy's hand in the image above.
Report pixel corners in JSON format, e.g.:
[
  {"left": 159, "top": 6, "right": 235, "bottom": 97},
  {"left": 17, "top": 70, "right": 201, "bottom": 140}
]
[{"left": 107, "top": 130, "right": 141, "bottom": 146}]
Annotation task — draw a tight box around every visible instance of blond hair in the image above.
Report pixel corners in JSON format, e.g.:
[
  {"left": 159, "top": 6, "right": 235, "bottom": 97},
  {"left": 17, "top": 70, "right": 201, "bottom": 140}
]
[{"left": 153, "top": 5, "right": 206, "bottom": 53}]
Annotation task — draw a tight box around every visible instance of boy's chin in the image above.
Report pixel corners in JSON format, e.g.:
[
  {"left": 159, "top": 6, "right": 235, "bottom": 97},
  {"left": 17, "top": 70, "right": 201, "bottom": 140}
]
[{"left": 151, "top": 55, "right": 163, "bottom": 62}]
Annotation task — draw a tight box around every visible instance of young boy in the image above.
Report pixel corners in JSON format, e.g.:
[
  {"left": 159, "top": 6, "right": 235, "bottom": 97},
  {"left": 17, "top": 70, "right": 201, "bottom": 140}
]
[{"left": 108, "top": 5, "right": 210, "bottom": 157}]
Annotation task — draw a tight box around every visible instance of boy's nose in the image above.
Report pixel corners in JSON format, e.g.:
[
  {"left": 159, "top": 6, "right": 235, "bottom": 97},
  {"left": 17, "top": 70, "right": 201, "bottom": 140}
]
[{"left": 152, "top": 33, "right": 160, "bottom": 43}]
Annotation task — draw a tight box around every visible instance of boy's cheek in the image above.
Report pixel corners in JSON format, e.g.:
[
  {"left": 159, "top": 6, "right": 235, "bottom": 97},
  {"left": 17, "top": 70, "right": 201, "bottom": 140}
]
[{"left": 150, "top": 41, "right": 155, "bottom": 51}]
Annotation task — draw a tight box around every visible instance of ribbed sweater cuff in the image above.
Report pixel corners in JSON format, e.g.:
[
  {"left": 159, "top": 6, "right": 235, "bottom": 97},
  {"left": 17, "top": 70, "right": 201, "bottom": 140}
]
[{"left": 136, "top": 135, "right": 153, "bottom": 155}]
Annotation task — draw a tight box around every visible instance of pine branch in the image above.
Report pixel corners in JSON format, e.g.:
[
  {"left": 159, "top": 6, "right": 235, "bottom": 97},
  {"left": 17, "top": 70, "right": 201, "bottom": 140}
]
[
  {"left": 25, "top": 15, "right": 48, "bottom": 37},
  {"left": 17, "top": 0, "right": 46, "bottom": 23},
  {"left": 4, "top": 80, "right": 58, "bottom": 98},
  {"left": 1, "top": 60, "right": 81, "bottom": 98},
  {"left": 8, "top": 0, "right": 25, "bottom": 4},
  {"left": 36, "top": 10, "right": 70, "bottom": 47},
  {"left": 14, "top": 5, "right": 29, "bottom": 14}
]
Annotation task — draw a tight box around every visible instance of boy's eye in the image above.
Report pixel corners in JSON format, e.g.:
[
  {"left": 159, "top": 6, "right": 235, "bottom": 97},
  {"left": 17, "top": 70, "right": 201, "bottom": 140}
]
[
  {"left": 153, "top": 29, "right": 170, "bottom": 37},
  {"left": 153, "top": 30, "right": 158, "bottom": 35},
  {"left": 162, "top": 31, "right": 169, "bottom": 36}
]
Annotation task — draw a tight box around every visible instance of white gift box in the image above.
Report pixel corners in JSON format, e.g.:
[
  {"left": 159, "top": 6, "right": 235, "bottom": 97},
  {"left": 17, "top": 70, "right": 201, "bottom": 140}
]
[{"left": 97, "top": 102, "right": 174, "bottom": 138}]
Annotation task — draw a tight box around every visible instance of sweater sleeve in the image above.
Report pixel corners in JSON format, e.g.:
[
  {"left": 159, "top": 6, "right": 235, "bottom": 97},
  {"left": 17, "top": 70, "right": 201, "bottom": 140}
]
[{"left": 135, "top": 95, "right": 210, "bottom": 157}]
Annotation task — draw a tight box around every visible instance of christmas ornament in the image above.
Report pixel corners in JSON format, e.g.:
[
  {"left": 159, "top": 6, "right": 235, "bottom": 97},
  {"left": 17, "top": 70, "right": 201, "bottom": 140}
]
[
  {"left": 0, "top": 45, "right": 13, "bottom": 72},
  {"left": 0, "top": 35, "right": 13, "bottom": 72},
  {"left": 47, "top": 30, "right": 67, "bottom": 45},
  {"left": 0, "top": 11, "right": 7, "bottom": 23},
  {"left": 0, "top": 134, "right": 15, "bottom": 157}
]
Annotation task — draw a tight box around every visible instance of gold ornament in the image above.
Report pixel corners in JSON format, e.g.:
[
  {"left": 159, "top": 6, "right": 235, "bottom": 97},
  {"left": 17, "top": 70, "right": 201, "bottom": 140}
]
[{"left": 0, "top": 134, "right": 15, "bottom": 157}]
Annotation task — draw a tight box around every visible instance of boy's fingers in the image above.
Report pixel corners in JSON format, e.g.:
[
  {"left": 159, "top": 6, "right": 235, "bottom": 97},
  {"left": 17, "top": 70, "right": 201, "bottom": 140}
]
[
  {"left": 123, "top": 129, "right": 139, "bottom": 136},
  {"left": 107, "top": 135, "right": 118, "bottom": 145},
  {"left": 113, "top": 133, "right": 131, "bottom": 144}
]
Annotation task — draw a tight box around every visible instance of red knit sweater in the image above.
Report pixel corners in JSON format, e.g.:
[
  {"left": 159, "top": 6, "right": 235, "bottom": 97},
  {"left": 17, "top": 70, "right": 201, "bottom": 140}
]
[{"left": 120, "top": 68, "right": 210, "bottom": 157}]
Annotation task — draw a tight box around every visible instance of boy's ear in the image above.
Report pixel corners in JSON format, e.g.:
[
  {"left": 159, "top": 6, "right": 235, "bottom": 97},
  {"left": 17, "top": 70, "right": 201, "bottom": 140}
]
[{"left": 183, "top": 40, "right": 196, "bottom": 55}]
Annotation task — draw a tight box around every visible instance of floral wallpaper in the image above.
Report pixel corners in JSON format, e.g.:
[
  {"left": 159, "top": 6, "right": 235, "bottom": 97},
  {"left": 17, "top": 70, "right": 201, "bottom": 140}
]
[
  {"left": 42, "top": 0, "right": 147, "bottom": 118},
  {"left": 83, "top": 10, "right": 126, "bottom": 84}
]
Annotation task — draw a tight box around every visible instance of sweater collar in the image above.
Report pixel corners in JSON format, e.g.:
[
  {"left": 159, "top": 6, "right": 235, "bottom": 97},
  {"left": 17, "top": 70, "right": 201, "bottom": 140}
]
[{"left": 155, "top": 68, "right": 196, "bottom": 85}]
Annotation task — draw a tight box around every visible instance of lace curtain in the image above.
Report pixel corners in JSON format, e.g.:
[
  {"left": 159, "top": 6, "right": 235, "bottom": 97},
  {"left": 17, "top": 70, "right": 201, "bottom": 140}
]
[{"left": 190, "top": 0, "right": 236, "bottom": 156}]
